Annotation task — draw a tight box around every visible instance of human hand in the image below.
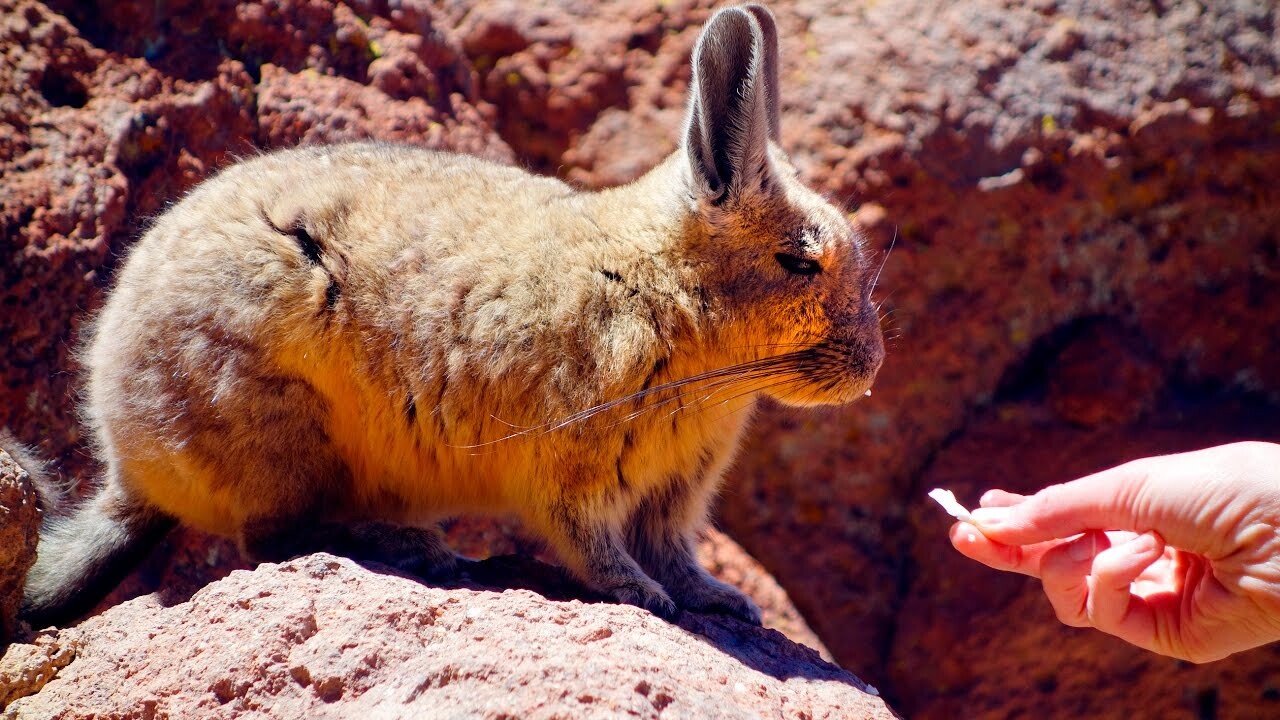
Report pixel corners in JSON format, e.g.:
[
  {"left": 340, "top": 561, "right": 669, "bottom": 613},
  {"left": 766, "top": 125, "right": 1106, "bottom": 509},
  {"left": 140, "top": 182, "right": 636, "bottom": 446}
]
[{"left": 949, "top": 441, "right": 1280, "bottom": 663}]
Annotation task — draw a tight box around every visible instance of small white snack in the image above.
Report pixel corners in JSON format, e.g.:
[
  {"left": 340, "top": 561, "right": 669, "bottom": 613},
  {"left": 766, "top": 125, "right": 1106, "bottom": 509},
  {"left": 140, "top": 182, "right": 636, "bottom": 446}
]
[{"left": 927, "top": 488, "right": 974, "bottom": 523}]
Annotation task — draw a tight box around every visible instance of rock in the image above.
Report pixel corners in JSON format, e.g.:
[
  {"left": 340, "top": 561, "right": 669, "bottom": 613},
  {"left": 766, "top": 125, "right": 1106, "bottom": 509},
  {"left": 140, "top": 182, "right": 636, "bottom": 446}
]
[
  {"left": 0, "top": 630, "right": 77, "bottom": 709},
  {"left": 696, "top": 528, "right": 834, "bottom": 661},
  {"left": 0, "top": 554, "right": 895, "bottom": 718},
  {"left": 1045, "top": 320, "right": 1163, "bottom": 427},
  {"left": 0, "top": 447, "right": 41, "bottom": 645},
  {"left": 95, "top": 519, "right": 836, "bottom": 663},
  {"left": 254, "top": 62, "right": 509, "bottom": 159}
]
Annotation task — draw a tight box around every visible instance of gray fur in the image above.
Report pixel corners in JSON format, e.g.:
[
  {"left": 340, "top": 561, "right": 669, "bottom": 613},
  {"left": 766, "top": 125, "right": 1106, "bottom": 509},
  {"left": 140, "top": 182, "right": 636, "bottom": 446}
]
[
  {"left": 684, "top": 6, "right": 775, "bottom": 202},
  {"left": 743, "top": 4, "right": 782, "bottom": 141},
  {"left": 20, "top": 475, "right": 174, "bottom": 627}
]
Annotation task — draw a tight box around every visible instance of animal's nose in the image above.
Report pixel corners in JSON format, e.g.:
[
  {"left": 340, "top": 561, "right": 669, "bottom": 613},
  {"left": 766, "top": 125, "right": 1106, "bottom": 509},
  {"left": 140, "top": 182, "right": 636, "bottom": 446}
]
[{"left": 867, "top": 328, "right": 886, "bottom": 377}]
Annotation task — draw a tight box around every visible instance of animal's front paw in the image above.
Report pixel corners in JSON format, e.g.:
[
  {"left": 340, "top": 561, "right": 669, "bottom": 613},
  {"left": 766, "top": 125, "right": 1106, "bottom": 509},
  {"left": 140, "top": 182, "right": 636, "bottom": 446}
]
[
  {"left": 609, "top": 579, "right": 678, "bottom": 620},
  {"left": 673, "top": 577, "right": 762, "bottom": 626},
  {"left": 399, "top": 550, "right": 471, "bottom": 580}
]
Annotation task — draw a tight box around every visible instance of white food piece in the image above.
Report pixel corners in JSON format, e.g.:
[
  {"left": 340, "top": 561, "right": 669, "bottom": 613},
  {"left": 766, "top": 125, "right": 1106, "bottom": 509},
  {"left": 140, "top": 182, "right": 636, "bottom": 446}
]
[
  {"left": 864, "top": 389, "right": 872, "bottom": 397},
  {"left": 927, "top": 488, "right": 974, "bottom": 523}
]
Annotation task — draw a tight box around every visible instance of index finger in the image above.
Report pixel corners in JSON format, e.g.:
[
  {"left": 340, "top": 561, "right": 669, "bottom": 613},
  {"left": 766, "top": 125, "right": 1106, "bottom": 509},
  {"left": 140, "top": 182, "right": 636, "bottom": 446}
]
[
  {"left": 948, "top": 521, "right": 1063, "bottom": 578},
  {"left": 970, "top": 458, "right": 1158, "bottom": 547},
  {"left": 968, "top": 446, "right": 1256, "bottom": 559}
]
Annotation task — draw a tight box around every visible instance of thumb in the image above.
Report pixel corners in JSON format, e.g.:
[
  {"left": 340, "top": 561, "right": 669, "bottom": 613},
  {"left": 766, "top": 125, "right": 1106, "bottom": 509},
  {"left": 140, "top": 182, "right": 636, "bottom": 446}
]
[{"left": 970, "top": 456, "right": 1187, "bottom": 548}]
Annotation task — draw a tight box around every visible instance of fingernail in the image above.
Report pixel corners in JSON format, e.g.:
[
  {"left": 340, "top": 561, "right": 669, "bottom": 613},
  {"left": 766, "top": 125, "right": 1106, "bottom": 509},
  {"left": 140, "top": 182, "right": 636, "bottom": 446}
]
[
  {"left": 970, "top": 507, "right": 1008, "bottom": 527},
  {"left": 980, "top": 490, "right": 1025, "bottom": 507},
  {"left": 1128, "top": 532, "right": 1158, "bottom": 553},
  {"left": 1068, "top": 535, "right": 1095, "bottom": 562}
]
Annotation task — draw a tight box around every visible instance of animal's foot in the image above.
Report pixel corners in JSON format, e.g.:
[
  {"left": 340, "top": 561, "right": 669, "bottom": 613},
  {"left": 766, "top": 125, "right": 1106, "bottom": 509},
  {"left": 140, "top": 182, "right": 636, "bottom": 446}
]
[{"left": 672, "top": 576, "right": 762, "bottom": 625}]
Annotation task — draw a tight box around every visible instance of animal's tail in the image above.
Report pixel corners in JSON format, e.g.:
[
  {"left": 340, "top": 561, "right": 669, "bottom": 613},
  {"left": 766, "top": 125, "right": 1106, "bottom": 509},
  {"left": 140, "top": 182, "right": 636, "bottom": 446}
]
[{"left": 4, "top": 436, "right": 175, "bottom": 628}]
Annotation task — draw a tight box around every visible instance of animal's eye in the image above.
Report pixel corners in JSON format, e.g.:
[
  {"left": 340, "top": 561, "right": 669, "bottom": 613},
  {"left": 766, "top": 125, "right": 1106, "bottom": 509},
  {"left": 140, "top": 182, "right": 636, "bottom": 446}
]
[{"left": 775, "top": 252, "right": 822, "bottom": 276}]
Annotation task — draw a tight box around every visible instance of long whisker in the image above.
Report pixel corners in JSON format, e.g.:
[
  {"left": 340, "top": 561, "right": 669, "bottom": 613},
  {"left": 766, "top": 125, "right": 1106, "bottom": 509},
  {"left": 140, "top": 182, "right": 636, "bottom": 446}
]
[
  {"left": 541, "top": 355, "right": 807, "bottom": 431},
  {"left": 452, "top": 351, "right": 820, "bottom": 449},
  {"left": 695, "top": 374, "right": 815, "bottom": 427},
  {"left": 594, "top": 364, "right": 795, "bottom": 431},
  {"left": 870, "top": 225, "right": 897, "bottom": 294},
  {"left": 670, "top": 369, "right": 810, "bottom": 420},
  {"left": 678, "top": 345, "right": 854, "bottom": 426}
]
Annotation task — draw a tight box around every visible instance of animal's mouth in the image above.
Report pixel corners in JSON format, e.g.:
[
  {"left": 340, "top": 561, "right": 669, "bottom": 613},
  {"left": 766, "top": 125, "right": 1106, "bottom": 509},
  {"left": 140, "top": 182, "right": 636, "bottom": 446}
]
[
  {"left": 769, "top": 374, "right": 877, "bottom": 408},
  {"left": 752, "top": 341, "right": 880, "bottom": 408}
]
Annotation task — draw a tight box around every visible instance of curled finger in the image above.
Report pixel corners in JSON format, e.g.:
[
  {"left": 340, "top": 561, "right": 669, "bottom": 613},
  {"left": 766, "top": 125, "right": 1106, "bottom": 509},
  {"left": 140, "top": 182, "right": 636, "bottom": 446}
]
[
  {"left": 1085, "top": 531, "right": 1164, "bottom": 639},
  {"left": 1039, "top": 530, "right": 1110, "bottom": 628}
]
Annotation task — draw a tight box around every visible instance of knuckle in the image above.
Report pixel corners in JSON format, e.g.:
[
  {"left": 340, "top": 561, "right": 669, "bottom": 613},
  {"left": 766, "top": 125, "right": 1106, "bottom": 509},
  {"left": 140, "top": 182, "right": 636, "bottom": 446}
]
[
  {"left": 998, "top": 542, "right": 1025, "bottom": 569},
  {"left": 1027, "top": 483, "right": 1075, "bottom": 521},
  {"left": 1089, "top": 554, "right": 1127, "bottom": 586},
  {"left": 1048, "top": 596, "right": 1090, "bottom": 628}
]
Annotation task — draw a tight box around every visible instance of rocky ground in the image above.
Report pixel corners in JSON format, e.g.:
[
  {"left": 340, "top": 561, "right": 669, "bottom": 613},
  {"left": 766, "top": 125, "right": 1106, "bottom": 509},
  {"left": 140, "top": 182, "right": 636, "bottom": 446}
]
[
  {"left": 2, "top": 553, "right": 892, "bottom": 719},
  {"left": 3, "top": 0, "right": 1279, "bottom": 718}
]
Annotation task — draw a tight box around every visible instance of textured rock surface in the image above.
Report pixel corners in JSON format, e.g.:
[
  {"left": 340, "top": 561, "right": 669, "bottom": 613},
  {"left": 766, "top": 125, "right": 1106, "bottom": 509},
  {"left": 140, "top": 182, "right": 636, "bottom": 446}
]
[
  {"left": 0, "top": 554, "right": 893, "bottom": 719},
  {"left": 0, "top": 630, "right": 76, "bottom": 709},
  {"left": 3, "top": 0, "right": 1279, "bottom": 717},
  {"left": 0, "top": 448, "right": 40, "bottom": 645},
  {"left": 94, "top": 522, "right": 836, "bottom": 662}
]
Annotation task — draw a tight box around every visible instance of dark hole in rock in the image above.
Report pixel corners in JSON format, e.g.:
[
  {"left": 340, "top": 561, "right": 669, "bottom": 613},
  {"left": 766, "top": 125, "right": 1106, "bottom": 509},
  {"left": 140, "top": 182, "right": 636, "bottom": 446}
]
[{"left": 39, "top": 68, "right": 89, "bottom": 108}]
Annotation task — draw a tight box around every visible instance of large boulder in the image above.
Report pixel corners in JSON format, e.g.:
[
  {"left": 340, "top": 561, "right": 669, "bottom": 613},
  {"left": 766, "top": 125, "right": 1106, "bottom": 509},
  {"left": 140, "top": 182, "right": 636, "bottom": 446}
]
[{"left": 0, "top": 554, "right": 894, "bottom": 718}]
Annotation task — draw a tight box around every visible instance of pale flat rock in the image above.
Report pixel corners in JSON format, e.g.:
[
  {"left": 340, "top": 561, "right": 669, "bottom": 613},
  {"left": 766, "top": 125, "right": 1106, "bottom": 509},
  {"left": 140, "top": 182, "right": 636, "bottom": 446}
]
[{"left": 1, "top": 554, "right": 896, "bottom": 719}]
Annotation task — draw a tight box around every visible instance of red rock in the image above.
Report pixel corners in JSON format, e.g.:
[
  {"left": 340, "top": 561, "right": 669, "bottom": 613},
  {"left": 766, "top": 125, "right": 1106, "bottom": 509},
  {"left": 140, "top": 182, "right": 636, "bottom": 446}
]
[
  {"left": 255, "top": 62, "right": 508, "bottom": 158},
  {"left": 0, "top": 630, "right": 77, "bottom": 708},
  {"left": 96, "top": 520, "right": 836, "bottom": 663},
  {"left": 0, "top": 447, "right": 41, "bottom": 645},
  {"left": 1045, "top": 320, "right": 1163, "bottom": 427}
]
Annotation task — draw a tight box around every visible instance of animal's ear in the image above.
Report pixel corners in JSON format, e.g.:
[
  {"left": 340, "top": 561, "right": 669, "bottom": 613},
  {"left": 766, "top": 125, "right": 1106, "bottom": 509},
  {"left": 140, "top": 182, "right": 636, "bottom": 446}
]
[
  {"left": 684, "top": 5, "right": 780, "bottom": 204},
  {"left": 742, "top": 4, "right": 780, "bottom": 141}
]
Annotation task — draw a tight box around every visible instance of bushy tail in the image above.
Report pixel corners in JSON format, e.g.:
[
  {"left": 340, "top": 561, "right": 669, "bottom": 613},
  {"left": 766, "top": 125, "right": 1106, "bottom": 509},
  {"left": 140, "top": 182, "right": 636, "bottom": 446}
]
[{"left": 7, "top": 439, "right": 175, "bottom": 628}]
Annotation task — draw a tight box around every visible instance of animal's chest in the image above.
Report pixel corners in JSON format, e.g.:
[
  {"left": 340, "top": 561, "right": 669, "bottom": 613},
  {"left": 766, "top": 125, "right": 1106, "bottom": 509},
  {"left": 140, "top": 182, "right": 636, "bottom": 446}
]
[{"left": 616, "top": 410, "right": 752, "bottom": 506}]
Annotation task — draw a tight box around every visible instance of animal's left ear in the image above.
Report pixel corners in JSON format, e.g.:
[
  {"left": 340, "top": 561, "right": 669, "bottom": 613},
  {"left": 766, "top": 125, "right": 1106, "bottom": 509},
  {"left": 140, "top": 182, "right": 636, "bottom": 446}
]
[
  {"left": 683, "top": 5, "right": 782, "bottom": 204},
  {"left": 742, "top": 4, "right": 781, "bottom": 142}
]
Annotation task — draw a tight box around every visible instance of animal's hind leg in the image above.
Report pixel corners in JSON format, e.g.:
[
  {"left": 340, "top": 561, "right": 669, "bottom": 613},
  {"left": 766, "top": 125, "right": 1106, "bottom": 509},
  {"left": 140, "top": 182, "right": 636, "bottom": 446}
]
[
  {"left": 241, "top": 518, "right": 463, "bottom": 578},
  {"left": 175, "top": 369, "right": 461, "bottom": 578}
]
